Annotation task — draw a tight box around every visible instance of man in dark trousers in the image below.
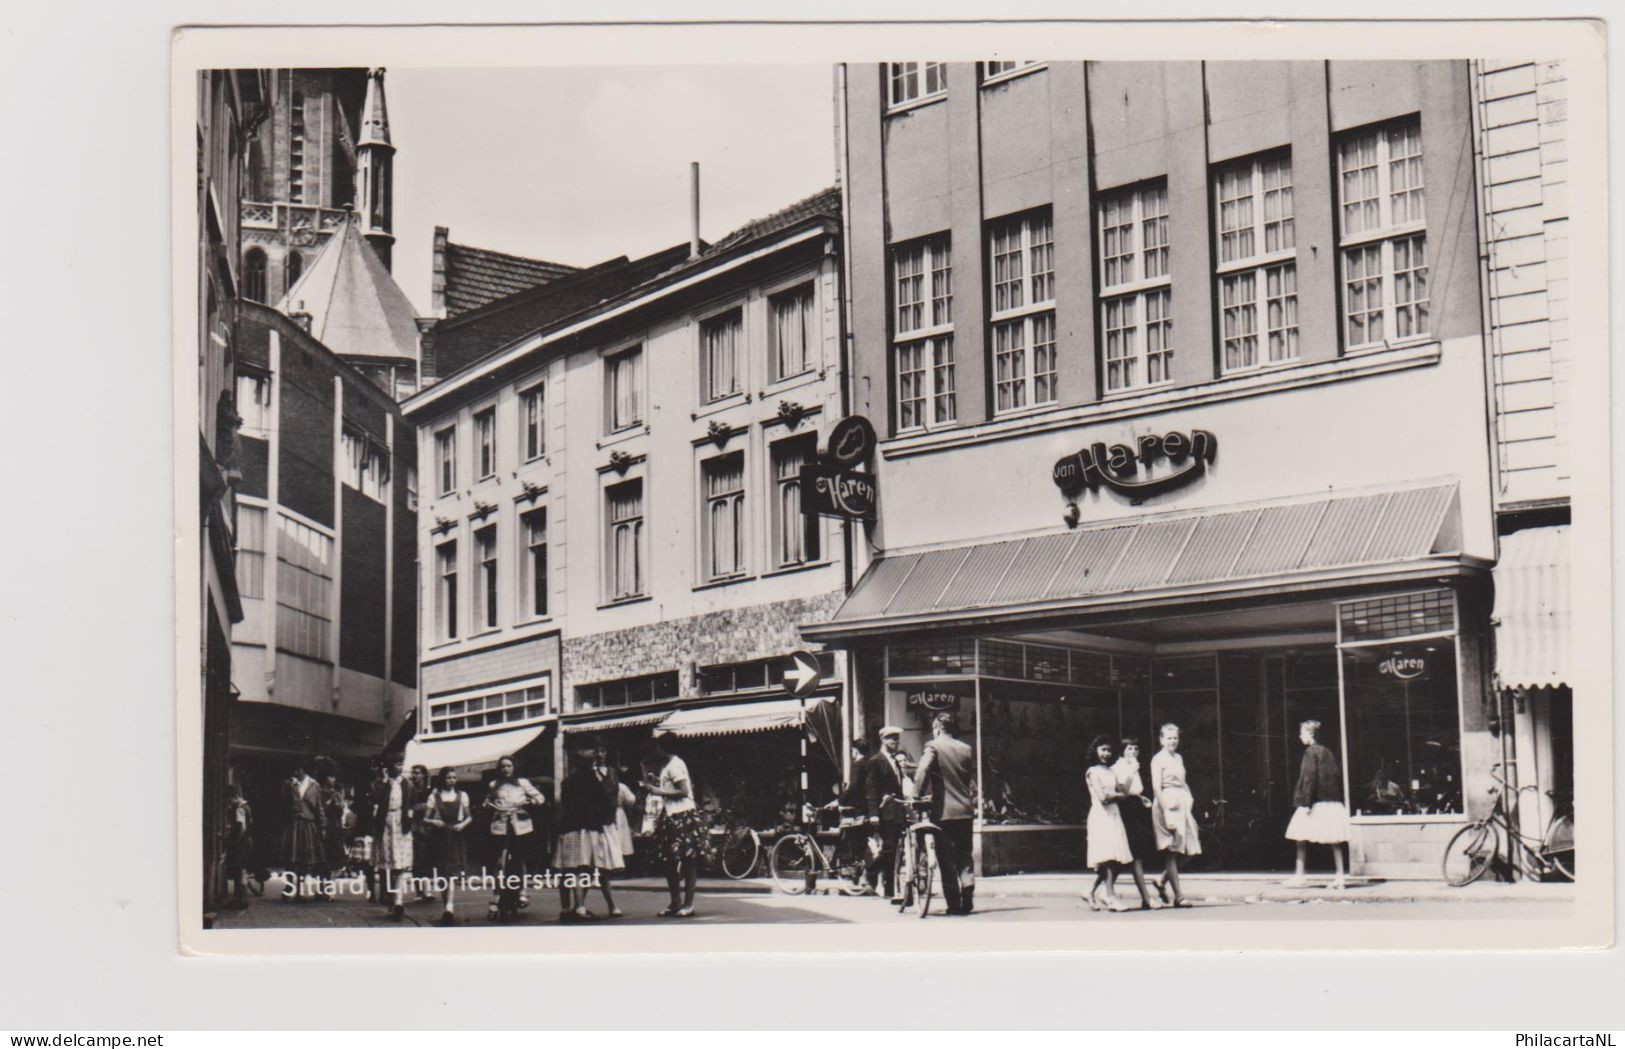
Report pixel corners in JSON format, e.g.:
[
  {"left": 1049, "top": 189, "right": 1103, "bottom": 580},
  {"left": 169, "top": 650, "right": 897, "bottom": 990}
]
[
  {"left": 913, "top": 713, "right": 977, "bottom": 915},
  {"left": 862, "top": 725, "right": 911, "bottom": 901}
]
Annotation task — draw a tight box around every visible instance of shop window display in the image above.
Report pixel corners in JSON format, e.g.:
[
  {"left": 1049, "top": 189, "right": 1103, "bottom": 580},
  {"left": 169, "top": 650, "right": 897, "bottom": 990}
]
[
  {"left": 980, "top": 682, "right": 1121, "bottom": 825},
  {"left": 1341, "top": 638, "right": 1463, "bottom": 816}
]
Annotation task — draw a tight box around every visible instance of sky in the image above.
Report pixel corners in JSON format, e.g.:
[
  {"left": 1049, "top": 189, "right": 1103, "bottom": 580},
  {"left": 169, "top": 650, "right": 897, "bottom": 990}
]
[{"left": 386, "top": 65, "right": 837, "bottom": 315}]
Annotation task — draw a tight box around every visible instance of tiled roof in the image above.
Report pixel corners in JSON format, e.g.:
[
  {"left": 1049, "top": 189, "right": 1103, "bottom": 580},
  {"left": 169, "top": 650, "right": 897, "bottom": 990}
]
[
  {"left": 703, "top": 185, "right": 840, "bottom": 257},
  {"left": 443, "top": 242, "right": 577, "bottom": 318}
]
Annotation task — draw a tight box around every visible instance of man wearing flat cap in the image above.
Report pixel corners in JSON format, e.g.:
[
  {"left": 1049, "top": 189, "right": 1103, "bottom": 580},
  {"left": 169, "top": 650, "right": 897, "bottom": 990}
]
[{"left": 861, "top": 725, "right": 913, "bottom": 900}]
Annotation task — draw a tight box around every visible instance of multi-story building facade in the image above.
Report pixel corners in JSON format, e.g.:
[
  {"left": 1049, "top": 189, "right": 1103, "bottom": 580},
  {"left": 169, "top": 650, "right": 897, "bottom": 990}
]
[
  {"left": 1471, "top": 59, "right": 1573, "bottom": 840},
  {"left": 240, "top": 68, "right": 396, "bottom": 305},
  {"left": 402, "top": 189, "right": 851, "bottom": 820},
  {"left": 808, "top": 60, "right": 1499, "bottom": 877},
  {"left": 198, "top": 67, "right": 273, "bottom": 920},
  {"left": 228, "top": 299, "right": 418, "bottom": 853}
]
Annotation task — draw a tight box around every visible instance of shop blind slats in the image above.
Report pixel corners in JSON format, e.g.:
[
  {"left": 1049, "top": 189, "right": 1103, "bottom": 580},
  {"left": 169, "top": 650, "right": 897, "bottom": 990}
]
[
  {"left": 988, "top": 532, "right": 1079, "bottom": 605},
  {"left": 1044, "top": 524, "right": 1136, "bottom": 597},
  {"left": 887, "top": 545, "right": 973, "bottom": 614},
  {"left": 938, "top": 540, "right": 1026, "bottom": 611},
  {"left": 1166, "top": 509, "right": 1261, "bottom": 584},
  {"left": 1364, "top": 484, "right": 1455, "bottom": 561},
  {"left": 1299, "top": 492, "right": 1391, "bottom": 569},
  {"left": 837, "top": 552, "right": 923, "bottom": 620},
  {"left": 1102, "top": 518, "right": 1198, "bottom": 590},
  {"left": 1229, "top": 500, "right": 1326, "bottom": 576}
]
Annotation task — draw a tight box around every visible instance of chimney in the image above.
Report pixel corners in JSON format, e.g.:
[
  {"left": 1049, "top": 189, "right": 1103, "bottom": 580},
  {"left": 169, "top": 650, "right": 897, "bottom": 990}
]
[
  {"left": 431, "top": 226, "right": 449, "bottom": 318},
  {"left": 689, "top": 161, "right": 701, "bottom": 260}
]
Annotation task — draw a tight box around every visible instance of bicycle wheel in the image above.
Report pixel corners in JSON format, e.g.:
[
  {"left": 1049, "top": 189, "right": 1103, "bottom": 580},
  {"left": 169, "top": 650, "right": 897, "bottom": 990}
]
[
  {"left": 720, "top": 827, "right": 761, "bottom": 880},
  {"left": 1544, "top": 813, "right": 1575, "bottom": 881},
  {"left": 769, "top": 833, "right": 817, "bottom": 895},
  {"left": 1441, "top": 821, "right": 1497, "bottom": 886},
  {"left": 914, "top": 835, "right": 937, "bottom": 918}
]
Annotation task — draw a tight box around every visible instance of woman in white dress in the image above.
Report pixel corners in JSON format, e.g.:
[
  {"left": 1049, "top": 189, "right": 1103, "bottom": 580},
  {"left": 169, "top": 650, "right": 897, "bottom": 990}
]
[
  {"left": 1150, "top": 723, "right": 1201, "bottom": 908},
  {"left": 1085, "top": 737, "right": 1155, "bottom": 912}
]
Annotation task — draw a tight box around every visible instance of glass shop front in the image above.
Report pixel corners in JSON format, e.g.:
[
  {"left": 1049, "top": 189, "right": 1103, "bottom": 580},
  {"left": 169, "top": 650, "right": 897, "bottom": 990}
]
[{"left": 875, "top": 588, "right": 1476, "bottom": 876}]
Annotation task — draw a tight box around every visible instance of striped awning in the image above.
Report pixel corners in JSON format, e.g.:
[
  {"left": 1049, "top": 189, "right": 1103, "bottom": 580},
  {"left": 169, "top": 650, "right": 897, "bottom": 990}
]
[
  {"left": 806, "top": 482, "right": 1463, "bottom": 639},
  {"left": 560, "top": 709, "right": 672, "bottom": 734},
  {"left": 403, "top": 723, "right": 548, "bottom": 772},
  {"left": 662, "top": 697, "right": 834, "bottom": 738},
  {"left": 1493, "top": 524, "right": 1570, "bottom": 690}
]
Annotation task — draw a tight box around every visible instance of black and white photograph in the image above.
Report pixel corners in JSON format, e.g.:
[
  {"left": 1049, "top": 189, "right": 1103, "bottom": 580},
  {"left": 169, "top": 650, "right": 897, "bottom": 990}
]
[{"left": 177, "top": 19, "right": 1611, "bottom": 955}]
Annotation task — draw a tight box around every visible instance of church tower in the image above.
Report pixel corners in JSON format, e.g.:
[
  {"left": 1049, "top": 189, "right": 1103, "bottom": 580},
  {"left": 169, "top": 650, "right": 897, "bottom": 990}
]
[{"left": 354, "top": 68, "right": 396, "bottom": 272}]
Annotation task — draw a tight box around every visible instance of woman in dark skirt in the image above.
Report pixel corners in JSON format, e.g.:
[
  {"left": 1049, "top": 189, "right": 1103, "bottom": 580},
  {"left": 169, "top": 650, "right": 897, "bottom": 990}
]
[
  {"left": 276, "top": 759, "right": 325, "bottom": 900},
  {"left": 643, "top": 734, "right": 707, "bottom": 918},
  {"left": 1115, "top": 738, "right": 1160, "bottom": 865},
  {"left": 421, "top": 767, "right": 472, "bottom": 926},
  {"left": 314, "top": 757, "right": 349, "bottom": 888}
]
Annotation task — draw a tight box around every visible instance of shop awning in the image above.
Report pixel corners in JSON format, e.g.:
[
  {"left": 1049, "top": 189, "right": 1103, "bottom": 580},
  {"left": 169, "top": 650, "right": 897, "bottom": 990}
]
[
  {"left": 805, "top": 482, "right": 1465, "bottom": 640},
  {"left": 661, "top": 697, "right": 835, "bottom": 738},
  {"left": 1493, "top": 524, "right": 1570, "bottom": 690},
  {"left": 560, "top": 709, "right": 673, "bottom": 734},
  {"left": 403, "top": 723, "right": 548, "bottom": 771}
]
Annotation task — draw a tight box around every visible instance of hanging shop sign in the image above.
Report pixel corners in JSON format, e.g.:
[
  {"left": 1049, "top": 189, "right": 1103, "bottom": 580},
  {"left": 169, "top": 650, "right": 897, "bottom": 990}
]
[
  {"left": 825, "top": 414, "right": 878, "bottom": 469},
  {"left": 800, "top": 464, "right": 877, "bottom": 520},
  {"left": 1052, "top": 429, "right": 1217, "bottom": 501}
]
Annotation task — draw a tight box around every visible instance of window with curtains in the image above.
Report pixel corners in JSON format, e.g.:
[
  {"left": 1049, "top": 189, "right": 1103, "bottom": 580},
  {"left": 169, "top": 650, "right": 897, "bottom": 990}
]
[
  {"left": 702, "top": 452, "right": 747, "bottom": 581},
  {"left": 474, "top": 525, "right": 498, "bottom": 632},
  {"left": 1098, "top": 182, "right": 1172, "bottom": 393},
  {"left": 237, "top": 372, "right": 271, "bottom": 438},
  {"left": 606, "top": 479, "right": 645, "bottom": 601},
  {"left": 769, "top": 283, "right": 816, "bottom": 381},
  {"left": 771, "top": 434, "right": 820, "bottom": 568},
  {"left": 522, "top": 508, "right": 548, "bottom": 619},
  {"left": 235, "top": 503, "right": 266, "bottom": 600},
  {"left": 888, "top": 62, "right": 947, "bottom": 108},
  {"left": 474, "top": 406, "right": 496, "bottom": 480},
  {"left": 435, "top": 540, "right": 458, "bottom": 640},
  {"left": 893, "top": 234, "right": 956, "bottom": 432},
  {"left": 701, "top": 308, "right": 744, "bottom": 403},
  {"left": 605, "top": 346, "right": 643, "bottom": 433},
  {"left": 1338, "top": 119, "right": 1428, "bottom": 350},
  {"left": 1215, "top": 152, "right": 1299, "bottom": 373},
  {"left": 521, "top": 383, "right": 546, "bottom": 461},
  {"left": 435, "top": 426, "right": 456, "bottom": 496},
  {"left": 988, "top": 210, "right": 1057, "bottom": 413},
  {"left": 275, "top": 514, "right": 332, "bottom": 660}
]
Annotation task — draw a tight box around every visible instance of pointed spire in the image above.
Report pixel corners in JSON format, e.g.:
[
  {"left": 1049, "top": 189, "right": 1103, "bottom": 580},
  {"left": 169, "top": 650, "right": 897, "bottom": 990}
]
[{"left": 357, "top": 67, "right": 391, "bottom": 149}]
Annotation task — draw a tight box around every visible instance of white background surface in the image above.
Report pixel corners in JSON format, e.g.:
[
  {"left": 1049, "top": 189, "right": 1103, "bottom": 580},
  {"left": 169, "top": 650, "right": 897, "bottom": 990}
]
[{"left": 2, "top": 0, "right": 1620, "bottom": 1030}]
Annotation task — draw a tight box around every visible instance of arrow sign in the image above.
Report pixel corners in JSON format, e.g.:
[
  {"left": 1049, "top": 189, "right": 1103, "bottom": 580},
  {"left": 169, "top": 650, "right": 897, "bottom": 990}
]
[{"left": 783, "top": 650, "right": 823, "bottom": 697}]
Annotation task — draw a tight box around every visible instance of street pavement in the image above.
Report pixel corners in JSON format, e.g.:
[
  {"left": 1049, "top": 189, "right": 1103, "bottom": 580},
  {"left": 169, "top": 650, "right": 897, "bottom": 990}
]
[{"left": 213, "top": 873, "right": 1573, "bottom": 928}]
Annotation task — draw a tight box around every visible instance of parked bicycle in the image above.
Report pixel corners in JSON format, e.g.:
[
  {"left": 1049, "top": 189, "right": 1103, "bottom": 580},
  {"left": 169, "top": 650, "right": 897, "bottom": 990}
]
[
  {"left": 707, "top": 817, "right": 768, "bottom": 880},
  {"left": 1442, "top": 761, "right": 1574, "bottom": 886},
  {"left": 892, "top": 796, "right": 940, "bottom": 919},
  {"left": 768, "top": 802, "right": 873, "bottom": 896}
]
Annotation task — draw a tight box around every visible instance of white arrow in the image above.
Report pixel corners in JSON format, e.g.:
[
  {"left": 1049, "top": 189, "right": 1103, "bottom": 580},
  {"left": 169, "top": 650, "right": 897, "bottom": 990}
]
[{"left": 784, "top": 652, "right": 820, "bottom": 695}]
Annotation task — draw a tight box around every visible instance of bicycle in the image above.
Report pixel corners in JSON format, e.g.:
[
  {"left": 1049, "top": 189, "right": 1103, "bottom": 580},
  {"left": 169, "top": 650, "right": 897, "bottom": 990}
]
[
  {"left": 486, "top": 817, "right": 532, "bottom": 922},
  {"left": 768, "top": 803, "right": 873, "bottom": 896},
  {"left": 1441, "top": 761, "right": 1574, "bottom": 886},
  {"left": 891, "top": 797, "right": 940, "bottom": 919},
  {"left": 703, "top": 812, "right": 767, "bottom": 880}
]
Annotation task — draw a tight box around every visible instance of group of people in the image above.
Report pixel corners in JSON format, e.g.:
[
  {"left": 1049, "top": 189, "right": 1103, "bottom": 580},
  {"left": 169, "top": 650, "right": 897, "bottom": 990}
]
[
  {"left": 844, "top": 712, "right": 979, "bottom": 916},
  {"left": 1083, "top": 719, "right": 1350, "bottom": 912},
  {"left": 223, "top": 731, "right": 714, "bottom": 925}
]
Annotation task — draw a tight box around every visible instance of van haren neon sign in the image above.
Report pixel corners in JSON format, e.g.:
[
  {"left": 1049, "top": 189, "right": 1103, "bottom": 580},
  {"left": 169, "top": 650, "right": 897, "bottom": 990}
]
[{"left": 1053, "top": 429, "right": 1217, "bottom": 503}]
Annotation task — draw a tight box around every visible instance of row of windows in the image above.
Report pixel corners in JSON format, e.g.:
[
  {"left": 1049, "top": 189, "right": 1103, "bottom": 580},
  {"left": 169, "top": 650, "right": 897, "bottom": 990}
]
[
  {"left": 237, "top": 373, "right": 410, "bottom": 507},
  {"left": 236, "top": 505, "right": 334, "bottom": 663},
  {"left": 887, "top": 61, "right": 1042, "bottom": 108},
  {"left": 427, "top": 674, "right": 553, "bottom": 737},
  {"left": 433, "top": 508, "right": 550, "bottom": 642},
  {"left": 889, "top": 120, "right": 1430, "bottom": 432},
  {"left": 429, "top": 281, "right": 819, "bottom": 497}
]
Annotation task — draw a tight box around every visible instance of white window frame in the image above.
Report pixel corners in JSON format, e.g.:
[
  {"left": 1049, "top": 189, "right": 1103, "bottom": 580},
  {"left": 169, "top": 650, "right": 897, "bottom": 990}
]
[
  {"left": 605, "top": 478, "right": 645, "bottom": 602},
  {"left": 520, "top": 382, "right": 546, "bottom": 462},
  {"left": 520, "top": 506, "right": 548, "bottom": 620},
  {"left": 1337, "top": 119, "right": 1429, "bottom": 352},
  {"left": 235, "top": 501, "right": 267, "bottom": 600},
  {"left": 988, "top": 210, "right": 1057, "bottom": 414},
  {"left": 604, "top": 345, "right": 644, "bottom": 435},
  {"left": 1214, "top": 153, "right": 1299, "bottom": 374},
  {"left": 770, "top": 433, "right": 821, "bottom": 569},
  {"left": 276, "top": 512, "right": 334, "bottom": 661},
  {"left": 893, "top": 235, "right": 956, "bottom": 433},
  {"left": 435, "top": 426, "right": 456, "bottom": 497},
  {"left": 434, "top": 538, "right": 459, "bottom": 641},
  {"left": 700, "top": 306, "right": 745, "bottom": 404},
  {"left": 768, "top": 282, "right": 817, "bottom": 383},
  {"left": 1098, "top": 183, "right": 1173, "bottom": 394},
  {"left": 426, "top": 672, "right": 553, "bottom": 739},
  {"left": 237, "top": 371, "right": 271, "bottom": 439},
  {"left": 473, "top": 523, "right": 498, "bottom": 632},
  {"left": 888, "top": 62, "right": 948, "bottom": 110},
  {"left": 474, "top": 405, "right": 497, "bottom": 481},
  {"left": 700, "top": 451, "right": 747, "bottom": 582},
  {"left": 405, "top": 466, "right": 418, "bottom": 513},
  {"left": 981, "top": 61, "right": 1045, "bottom": 86}
]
